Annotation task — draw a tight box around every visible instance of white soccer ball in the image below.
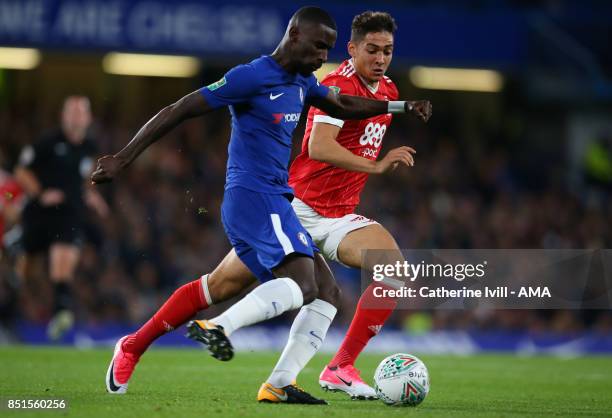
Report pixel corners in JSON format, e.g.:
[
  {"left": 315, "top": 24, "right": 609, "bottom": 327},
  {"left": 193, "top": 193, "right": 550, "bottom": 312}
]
[{"left": 373, "top": 353, "right": 429, "bottom": 406}]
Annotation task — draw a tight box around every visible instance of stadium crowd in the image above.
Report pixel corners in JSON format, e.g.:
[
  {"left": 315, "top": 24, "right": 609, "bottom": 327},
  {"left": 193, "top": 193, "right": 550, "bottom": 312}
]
[{"left": 1, "top": 90, "right": 611, "bottom": 338}]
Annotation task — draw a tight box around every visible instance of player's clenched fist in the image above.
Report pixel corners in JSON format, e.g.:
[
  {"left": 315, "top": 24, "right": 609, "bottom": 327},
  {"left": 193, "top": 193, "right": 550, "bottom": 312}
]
[
  {"left": 91, "top": 155, "right": 124, "bottom": 184},
  {"left": 407, "top": 100, "right": 432, "bottom": 123},
  {"left": 375, "top": 146, "right": 416, "bottom": 174}
]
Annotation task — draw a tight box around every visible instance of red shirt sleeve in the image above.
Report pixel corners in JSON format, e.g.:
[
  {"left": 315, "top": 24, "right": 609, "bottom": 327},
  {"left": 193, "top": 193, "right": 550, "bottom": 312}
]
[{"left": 310, "top": 74, "right": 359, "bottom": 126}]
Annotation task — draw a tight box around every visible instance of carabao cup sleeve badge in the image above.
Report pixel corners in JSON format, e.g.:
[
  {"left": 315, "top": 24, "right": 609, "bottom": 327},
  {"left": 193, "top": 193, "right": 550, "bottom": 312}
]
[{"left": 207, "top": 77, "right": 227, "bottom": 91}]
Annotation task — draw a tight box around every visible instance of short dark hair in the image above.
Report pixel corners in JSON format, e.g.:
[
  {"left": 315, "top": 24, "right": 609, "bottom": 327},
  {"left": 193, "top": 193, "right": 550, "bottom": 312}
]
[
  {"left": 351, "top": 11, "right": 397, "bottom": 42},
  {"left": 292, "top": 6, "right": 337, "bottom": 31}
]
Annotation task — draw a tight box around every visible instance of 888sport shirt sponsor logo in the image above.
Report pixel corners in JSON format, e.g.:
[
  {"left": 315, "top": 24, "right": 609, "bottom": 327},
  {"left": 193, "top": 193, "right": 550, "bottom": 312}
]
[{"left": 358, "top": 120, "right": 389, "bottom": 159}]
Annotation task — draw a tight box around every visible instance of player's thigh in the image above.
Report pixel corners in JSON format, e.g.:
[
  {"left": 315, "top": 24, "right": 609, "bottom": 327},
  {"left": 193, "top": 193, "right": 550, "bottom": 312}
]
[
  {"left": 208, "top": 249, "right": 257, "bottom": 302},
  {"left": 222, "top": 188, "right": 315, "bottom": 276},
  {"left": 49, "top": 243, "right": 80, "bottom": 280},
  {"left": 337, "top": 223, "right": 403, "bottom": 271},
  {"left": 313, "top": 252, "right": 341, "bottom": 308}
]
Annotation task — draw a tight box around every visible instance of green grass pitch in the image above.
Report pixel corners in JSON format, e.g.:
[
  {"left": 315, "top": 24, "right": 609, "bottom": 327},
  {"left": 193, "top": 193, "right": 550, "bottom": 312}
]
[{"left": 1, "top": 347, "right": 611, "bottom": 417}]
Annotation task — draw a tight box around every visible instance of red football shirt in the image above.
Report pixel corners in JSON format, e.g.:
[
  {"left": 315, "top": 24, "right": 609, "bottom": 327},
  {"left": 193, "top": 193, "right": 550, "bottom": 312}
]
[
  {"left": 0, "top": 174, "right": 23, "bottom": 242},
  {"left": 289, "top": 59, "right": 398, "bottom": 217}
]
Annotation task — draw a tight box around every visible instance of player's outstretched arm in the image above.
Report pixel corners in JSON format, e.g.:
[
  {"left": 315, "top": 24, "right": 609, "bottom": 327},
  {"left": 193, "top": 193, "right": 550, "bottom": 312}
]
[
  {"left": 308, "top": 122, "right": 416, "bottom": 174},
  {"left": 91, "top": 91, "right": 212, "bottom": 184},
  {"left": 309, "top": 91, "right": 432, "bottom": 122}
]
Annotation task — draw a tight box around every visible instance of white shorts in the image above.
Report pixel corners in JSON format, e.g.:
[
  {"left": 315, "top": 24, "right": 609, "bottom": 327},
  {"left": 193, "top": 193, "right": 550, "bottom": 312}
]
[{"left": 291, "top": 197, "right": 378, "bottom": 264}]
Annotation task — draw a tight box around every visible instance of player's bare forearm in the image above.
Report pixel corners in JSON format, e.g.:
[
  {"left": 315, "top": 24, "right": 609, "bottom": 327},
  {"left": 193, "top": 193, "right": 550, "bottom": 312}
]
[
  {"left": 312, "top": 141, "right": 378, "bottom": 173},
  {"left": 115, "top": 92, "right": 210, "bottom": 167},
  {"left": 92, "top": 91, "right": 211, "bottom": 184},
  {"left": 310, "top": 92, "right": 432, "bottom": 122},
  {"left": 311, "top": 139, "right": 415, "bottom": 175},
  {"left": 308, "top": 123, "right": 378, "bottom": 173},
  {"left": 112, "top": 105, "right": 177, "bottom": 168}
]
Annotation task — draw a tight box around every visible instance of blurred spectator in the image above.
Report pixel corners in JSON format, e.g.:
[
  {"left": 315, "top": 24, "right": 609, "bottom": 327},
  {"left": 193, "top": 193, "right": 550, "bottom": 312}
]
[
  {"left": 583, "top": 133, "right": 612, "bottom": 190},
  {"left": 0, "top": 167, "right": 24, "bottom": 334},
  {"left": 0, "top": 167, "right": 24, "bottom": 249}
]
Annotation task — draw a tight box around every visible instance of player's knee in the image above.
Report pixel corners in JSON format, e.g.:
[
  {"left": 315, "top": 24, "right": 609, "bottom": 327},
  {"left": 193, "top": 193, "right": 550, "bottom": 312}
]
[
  {"left": 298, "top": 279, "right": 319, "bottom": 305},
  {"left": 319, "top": 282, "right": 342, "bottom": 310},
  {"left": 207, "top": 274, "right": 239, "bottom": 302},
  {"left": 209, "top": 282, "right": 231, "bottom": 302}
]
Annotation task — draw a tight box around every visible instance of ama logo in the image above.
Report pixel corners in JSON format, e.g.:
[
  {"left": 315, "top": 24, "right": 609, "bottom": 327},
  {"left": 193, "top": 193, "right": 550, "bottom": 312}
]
[{"left": 272, "top": 113, "right": 301, "bottom": 124}]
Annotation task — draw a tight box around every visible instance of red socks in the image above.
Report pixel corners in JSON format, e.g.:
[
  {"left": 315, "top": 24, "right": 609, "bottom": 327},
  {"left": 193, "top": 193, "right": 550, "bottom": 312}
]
[
  {"left": 123, "top": 277, "right": 209, "bottom": 356},
  {"left": 328, "top": 282, "right": 397, "bottom": 368}
]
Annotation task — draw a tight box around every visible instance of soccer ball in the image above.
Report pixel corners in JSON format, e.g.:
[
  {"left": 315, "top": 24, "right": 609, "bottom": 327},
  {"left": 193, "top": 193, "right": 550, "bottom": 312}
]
[{"left": 373, "top": 353, "right": 429, "bottom": 406}]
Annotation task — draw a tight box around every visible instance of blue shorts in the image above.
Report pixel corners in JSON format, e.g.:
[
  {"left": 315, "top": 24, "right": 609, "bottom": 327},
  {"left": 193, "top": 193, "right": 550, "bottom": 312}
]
[{"left": 221, "top": 187, "right": 316, "bottom": 282}]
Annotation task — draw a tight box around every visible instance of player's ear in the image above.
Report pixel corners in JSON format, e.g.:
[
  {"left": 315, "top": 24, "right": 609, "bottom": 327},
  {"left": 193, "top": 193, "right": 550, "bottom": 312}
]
[
  {"left": 288, "top": 26, "right": 300, "bottom": 44},
  {"left": 347, "top": 40, "right": 357, "bottom": 58}
]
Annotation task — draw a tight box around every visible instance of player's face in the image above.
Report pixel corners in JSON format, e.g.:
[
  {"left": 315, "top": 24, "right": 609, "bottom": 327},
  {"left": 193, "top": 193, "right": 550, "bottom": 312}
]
[
  {"left": 294, "top": 23, "right": 336, "bottom": 76},
  {"left": 349, "top": 31, "right": 394, "bottom": 84},
  {"left": 61, "top": 97, "right": 92, "bottom": 143}
]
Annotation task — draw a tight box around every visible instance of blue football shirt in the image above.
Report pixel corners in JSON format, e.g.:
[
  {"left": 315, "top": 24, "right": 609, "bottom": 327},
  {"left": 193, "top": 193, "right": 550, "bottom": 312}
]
[{"left": 199, "top": 56, "right": 329, "bottom": 195}]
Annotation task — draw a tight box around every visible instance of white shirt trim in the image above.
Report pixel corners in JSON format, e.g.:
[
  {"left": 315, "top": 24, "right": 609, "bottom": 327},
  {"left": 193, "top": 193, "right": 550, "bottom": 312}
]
[
  {"left": 357, "top": 74, "right": 379, "bottom": 94},
  {"left": 313, "top": 114, "right": 344, "bottom": 128}
]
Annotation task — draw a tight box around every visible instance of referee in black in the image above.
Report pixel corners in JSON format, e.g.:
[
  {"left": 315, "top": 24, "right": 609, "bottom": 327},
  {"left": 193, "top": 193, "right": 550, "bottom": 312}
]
[{"left": 15, "top": 96, "right": 108, "bottom": 340}]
